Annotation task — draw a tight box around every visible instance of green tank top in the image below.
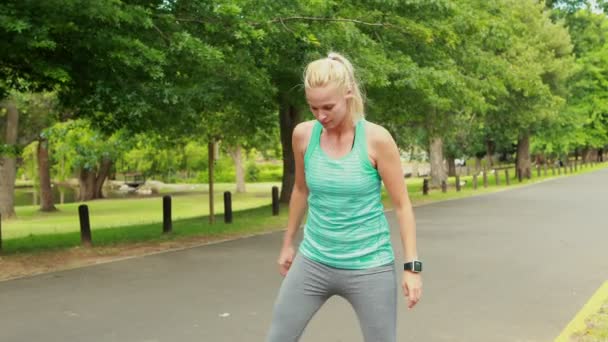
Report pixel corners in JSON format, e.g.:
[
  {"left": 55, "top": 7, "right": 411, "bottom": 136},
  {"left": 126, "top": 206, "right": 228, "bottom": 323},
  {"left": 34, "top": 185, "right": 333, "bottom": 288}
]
[{"left": 299, "top": 119, "right": 395, "bottom": 269}]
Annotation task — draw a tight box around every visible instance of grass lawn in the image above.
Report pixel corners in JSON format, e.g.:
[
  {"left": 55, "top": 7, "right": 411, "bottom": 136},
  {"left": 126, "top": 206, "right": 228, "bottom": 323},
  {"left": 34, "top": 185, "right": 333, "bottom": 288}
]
[
  {"left": 4, "top": 182, "right": 281, "bottom": 239},
  {"left": 570, "top": 300, "right": 608, "bottom": 341},
  {"left": 2, "top": 162, "right": 606, "bottom": 255}
]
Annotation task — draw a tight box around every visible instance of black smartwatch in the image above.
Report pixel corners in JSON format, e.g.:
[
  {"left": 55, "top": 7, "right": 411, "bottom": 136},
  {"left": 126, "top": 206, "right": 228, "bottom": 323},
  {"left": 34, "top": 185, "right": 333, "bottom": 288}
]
[{"left": 404, "top": 260, "right": 423, "bottom": 273}]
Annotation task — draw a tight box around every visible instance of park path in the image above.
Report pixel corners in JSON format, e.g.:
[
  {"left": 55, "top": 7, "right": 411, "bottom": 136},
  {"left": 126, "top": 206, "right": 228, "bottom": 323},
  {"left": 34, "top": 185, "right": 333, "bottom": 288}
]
[{"left": 1, "top": 168, "right": 607, "bottom": 342}]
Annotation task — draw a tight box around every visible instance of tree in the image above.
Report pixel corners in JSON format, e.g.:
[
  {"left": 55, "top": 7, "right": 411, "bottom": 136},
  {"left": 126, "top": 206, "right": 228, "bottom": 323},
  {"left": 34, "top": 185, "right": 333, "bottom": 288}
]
[
  {"left": 48, "top": 120, "right": 129, "bottom": 201},
  {"left": 0, "top": 0, "right": 169, "bottom": 216},
  {"left": 14, "top": 92, "right": 59, "bottom": 211},
  {"left": 551, "top": 9, "right": 608, "bottom": 162}
]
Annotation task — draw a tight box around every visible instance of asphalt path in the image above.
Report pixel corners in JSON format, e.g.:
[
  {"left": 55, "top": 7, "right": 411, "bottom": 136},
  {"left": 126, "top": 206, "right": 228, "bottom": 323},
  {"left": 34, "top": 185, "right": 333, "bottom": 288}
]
[{"left": 1, "top": 168, "right": 607, "bottom": 342}]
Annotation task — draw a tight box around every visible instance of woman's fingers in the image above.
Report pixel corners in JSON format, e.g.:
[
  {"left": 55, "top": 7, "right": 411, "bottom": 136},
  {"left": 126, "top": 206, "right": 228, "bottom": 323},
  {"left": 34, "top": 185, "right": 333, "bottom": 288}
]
[
  {"left": 402, "top": 273, "right": 422, "bottom": 309},
  {"left": 278, "top": 259, "right": 292, "bottom": 276}
]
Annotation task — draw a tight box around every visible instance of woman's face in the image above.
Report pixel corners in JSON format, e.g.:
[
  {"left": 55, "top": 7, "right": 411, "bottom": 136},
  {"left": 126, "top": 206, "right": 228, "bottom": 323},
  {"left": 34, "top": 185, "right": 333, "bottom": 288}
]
[{"left": 305, "top": 83, "right": 352, "bottom": 129}]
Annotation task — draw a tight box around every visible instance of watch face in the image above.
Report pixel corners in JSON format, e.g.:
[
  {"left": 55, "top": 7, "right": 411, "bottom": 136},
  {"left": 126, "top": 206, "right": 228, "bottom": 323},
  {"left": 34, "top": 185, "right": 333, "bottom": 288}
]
[{"left": 413, "top": 261, "right": 423, "bottom": 272}]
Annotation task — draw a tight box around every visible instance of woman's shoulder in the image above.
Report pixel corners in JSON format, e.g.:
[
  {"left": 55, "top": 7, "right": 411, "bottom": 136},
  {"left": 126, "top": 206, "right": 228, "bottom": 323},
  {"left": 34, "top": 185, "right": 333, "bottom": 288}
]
[
  {"left": 293, "top": 120, "right": 316, "bottom": 138},
  {"left": 293, "top": 120, "right": 317, "bottom": 148},
  {"left": 362, "top": 119, "right": 393, "bottom": 146},
  {"left": 294, "top": 120, "right": 316, "bottom": 132}
]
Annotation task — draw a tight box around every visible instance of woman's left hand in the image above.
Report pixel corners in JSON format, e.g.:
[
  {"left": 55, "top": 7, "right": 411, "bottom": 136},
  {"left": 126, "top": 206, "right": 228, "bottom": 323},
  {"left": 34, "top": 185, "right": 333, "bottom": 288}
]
[{"left": 402, "top": 271, "right": 422, "bottom": 309}]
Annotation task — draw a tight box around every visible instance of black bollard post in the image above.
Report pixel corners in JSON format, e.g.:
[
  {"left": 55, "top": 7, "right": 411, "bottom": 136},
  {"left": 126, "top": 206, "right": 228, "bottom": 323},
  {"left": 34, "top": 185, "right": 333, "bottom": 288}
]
[
  {"left": 505, "top": 169, "right": 510, "bottom": 186},
  {"left": 272, "top": 186, "right": 279, "bottom": 216},
  {"left": 163, "top": 195, "right": 172, "bottom": 233},
  {"left": 455, "top": 176, "right": 461, "bottom": 192},
  {"left": 78, "top": 205, "right": 92, "bottom": 247},
  {"left": 224, "top": 191, "right": 233, "bottom": 224},
  {"left": 483, "top": 171, "right": 488, "bottom": 188},
  {"left": 473, "top": 174, "right": 478, "bottom": 190},
  {"left": 422, "top": 179, "right": 429, "bottom": 195},
  {"left": 441, "top": 180, "right": 447, "bottom": 193}
]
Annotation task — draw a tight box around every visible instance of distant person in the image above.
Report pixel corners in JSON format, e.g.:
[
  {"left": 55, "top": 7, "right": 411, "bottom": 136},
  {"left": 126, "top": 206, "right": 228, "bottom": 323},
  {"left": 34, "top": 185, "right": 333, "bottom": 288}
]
[{"left": 266, "top": 52, "right": 422, "bottom": 342}]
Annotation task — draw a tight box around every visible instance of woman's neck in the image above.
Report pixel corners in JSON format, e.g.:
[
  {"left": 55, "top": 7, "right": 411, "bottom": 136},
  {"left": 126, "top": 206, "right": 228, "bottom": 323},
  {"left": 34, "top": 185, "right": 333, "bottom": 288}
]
[{"left": 324, "top": 115, "right": 356, "bottom": 137}]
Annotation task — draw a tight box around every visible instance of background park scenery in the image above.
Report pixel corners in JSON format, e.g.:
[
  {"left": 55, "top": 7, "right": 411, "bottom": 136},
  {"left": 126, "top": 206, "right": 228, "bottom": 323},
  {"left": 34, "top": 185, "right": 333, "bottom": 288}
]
[
  {"left": 1, "top": 1, "right": 608, "bottom": 340},
  {"left": 2, "top": 0, "right": 608, "bottom": 246},
  {"left": 2, "top": 0, "right": 608, "bottom": 250}
]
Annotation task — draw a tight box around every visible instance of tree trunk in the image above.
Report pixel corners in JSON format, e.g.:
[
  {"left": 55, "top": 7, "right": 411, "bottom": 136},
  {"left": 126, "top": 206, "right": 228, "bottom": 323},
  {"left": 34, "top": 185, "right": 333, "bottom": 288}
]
[
  {"left": 78, "top": 168, "right": 96, "bottom": 201},
  {"left": 94, "top": 158, "right": 112, "bottom": 199},
  {"left": 516, "top": 133, "right": 531, "bottom": 178},
  {"left": 581, "top": 146, "right": 590, "bottom": 163},
  {"left": 486, "top": 139, "right": 495, "bottom": 167},
  {"left": 37, "top": 138, "right": 56, "bottom": 211},
  {"left": 77, "top": 158, "right": 111, "bottom": 202},
  {"left": 475, "top": 157, "right": 481, "bottom": 172},
  {"left": 278, "top": 99, "right": 302, "bottom": 203},
  {"left": 447, "top": 156, "right": 456, "bottom": 177},
  {"left": 429, "top": 136, "right": 447, "bottom": 188},
  {"left": 592, "top": 148, "right": 599, "bottom": 161},
  {"left": 228, "top": 144, "right": 246, "bottom": 193},
  {"left": 208, "top": 141, "right": 215, "bottom": 224},
  {"left": 0, "top": 100, "right": 19, "bottom": 218}
]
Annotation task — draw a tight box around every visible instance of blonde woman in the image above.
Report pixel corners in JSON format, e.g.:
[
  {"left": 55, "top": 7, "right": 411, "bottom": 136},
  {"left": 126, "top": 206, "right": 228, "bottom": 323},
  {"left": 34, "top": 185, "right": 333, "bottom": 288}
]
[{"left": 267, "top": 52, "right": 422, "bottom": 342}]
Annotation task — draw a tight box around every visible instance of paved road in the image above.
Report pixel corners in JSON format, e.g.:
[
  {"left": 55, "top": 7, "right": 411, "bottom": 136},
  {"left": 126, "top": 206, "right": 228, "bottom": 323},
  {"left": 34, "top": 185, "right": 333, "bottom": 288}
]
[{"left": 1, "top": 168, "right": 607, "bottom": 342}]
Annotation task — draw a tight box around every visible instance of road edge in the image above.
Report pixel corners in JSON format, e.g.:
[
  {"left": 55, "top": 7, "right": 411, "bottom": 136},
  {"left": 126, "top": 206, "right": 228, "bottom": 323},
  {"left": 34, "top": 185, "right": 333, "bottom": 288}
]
[{"left": 554, "top": 281, "right": 608, "bottom": 341}]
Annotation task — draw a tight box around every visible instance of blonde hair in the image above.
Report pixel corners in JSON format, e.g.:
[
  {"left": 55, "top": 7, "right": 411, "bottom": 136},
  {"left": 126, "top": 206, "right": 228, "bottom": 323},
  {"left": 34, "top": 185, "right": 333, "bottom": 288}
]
[{"left": 303, "top": 52, "right": 365, "bottom": 121}]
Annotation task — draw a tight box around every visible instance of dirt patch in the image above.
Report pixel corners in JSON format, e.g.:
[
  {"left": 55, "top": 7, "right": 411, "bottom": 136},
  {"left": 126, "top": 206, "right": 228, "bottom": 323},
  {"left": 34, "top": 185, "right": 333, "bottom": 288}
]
[{"left": 0, "top": 234, "right": 255, "bottom": 282}]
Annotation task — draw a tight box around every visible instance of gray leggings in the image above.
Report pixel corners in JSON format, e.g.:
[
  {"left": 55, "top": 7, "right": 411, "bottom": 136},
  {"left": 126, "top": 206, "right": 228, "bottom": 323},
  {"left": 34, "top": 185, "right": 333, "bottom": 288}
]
[{"left": 267, "top": 254, "right": 397, "bottom": 342}]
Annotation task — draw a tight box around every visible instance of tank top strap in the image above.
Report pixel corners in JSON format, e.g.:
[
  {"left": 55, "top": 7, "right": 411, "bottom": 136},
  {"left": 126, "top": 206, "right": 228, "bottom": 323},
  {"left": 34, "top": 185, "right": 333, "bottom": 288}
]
[
  {"left": 355, "top": 119, "right": 369, "bottom": 164},
  {"left": 304, "top": 120, "right": 323, "bottom": 164}
]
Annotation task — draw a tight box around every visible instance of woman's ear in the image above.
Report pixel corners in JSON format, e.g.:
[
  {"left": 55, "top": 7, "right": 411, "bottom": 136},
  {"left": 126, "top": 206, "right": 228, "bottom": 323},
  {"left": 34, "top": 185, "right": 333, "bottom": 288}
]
[{"left": 344, "top": 90, "right": 354, "bottom": 100}]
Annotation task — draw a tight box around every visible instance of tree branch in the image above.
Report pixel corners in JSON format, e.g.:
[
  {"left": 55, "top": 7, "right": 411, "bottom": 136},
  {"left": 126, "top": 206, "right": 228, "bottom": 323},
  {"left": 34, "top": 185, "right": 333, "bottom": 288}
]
[
  {"left": 266, "top": 16, "right": 394, "bottom": 28},
  {"left": 152, "top": 23, "right": 171, "bottom": 45}
]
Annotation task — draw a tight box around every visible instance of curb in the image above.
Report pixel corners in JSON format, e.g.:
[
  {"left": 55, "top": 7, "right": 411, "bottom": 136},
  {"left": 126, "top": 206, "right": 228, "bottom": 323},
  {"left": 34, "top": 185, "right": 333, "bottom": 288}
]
[{"left": 555, "top": 281, "right": 608, "bottom": 341}]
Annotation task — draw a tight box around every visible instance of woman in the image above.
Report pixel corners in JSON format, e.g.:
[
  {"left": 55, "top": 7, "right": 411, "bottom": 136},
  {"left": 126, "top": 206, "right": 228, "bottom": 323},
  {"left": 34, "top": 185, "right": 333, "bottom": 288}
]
[{"left": 267, "top": 52, "right": 422, "bottom": 342}]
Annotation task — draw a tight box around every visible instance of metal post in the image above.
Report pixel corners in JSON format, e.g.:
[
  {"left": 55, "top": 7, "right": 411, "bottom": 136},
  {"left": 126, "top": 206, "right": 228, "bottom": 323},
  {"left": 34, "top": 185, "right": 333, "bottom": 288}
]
[
  {"left": 272, "top": 186, "right": 280, "bottom": 216},
  {"left": 163, "top": 195, "right": 172, "bottom": 233},
  {"left": 78, "top": 205, "right": 92, "bottom": 247},
  {"left": 224, "top": 192, "right": 233, "bottom": 224}
]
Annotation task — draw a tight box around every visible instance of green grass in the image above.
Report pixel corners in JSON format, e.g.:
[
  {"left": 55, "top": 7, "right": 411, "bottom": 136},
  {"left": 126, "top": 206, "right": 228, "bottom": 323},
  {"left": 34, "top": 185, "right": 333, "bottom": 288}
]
[
  {"left": 2, "top": 163, "right": 607, "bottom": 255},
  {"left": 3, "top": 204, "right": 290, "bottom": 254},
  {"left": 5, "top": 182, "right": 280, "bottom": 239},
  {"left": 570, "top": 300, "right": 608, "bottom": 341}
]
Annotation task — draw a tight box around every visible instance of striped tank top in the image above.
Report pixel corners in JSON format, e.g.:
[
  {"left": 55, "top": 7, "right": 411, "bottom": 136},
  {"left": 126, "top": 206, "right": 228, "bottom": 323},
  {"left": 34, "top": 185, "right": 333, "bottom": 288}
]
[{"left": 299, "top": 119, "right": 395, "bottom": 269}]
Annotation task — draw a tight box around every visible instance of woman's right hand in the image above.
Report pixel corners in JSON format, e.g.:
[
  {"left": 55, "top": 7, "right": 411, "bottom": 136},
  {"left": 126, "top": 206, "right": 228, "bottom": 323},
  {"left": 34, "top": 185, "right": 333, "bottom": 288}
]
[{"left": 277, "top": 245, "right": 295, "bottom": 276}]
